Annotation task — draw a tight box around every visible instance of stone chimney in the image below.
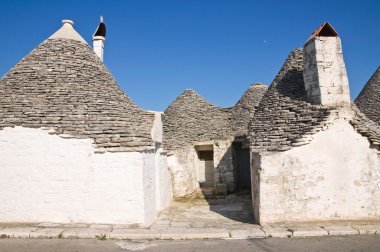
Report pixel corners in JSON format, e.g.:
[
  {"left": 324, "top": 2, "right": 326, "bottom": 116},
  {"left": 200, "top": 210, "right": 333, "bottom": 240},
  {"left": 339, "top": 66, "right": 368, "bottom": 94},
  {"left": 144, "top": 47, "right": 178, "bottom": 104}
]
[
  {"left": 303, "top": 22, "right": 350, "bottom": 106},
  {"left": 92, "top": 16, "right": 106, "bottom": 61}
]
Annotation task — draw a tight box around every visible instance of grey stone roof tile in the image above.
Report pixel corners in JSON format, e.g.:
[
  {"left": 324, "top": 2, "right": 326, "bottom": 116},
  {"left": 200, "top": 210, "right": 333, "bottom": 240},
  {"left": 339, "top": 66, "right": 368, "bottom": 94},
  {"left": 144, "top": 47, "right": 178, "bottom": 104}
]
[
  {"left": 163, "top": 84, "right": 267, "bottom": 152},
  {"left": 0, "top": 38, "right": 155, "bottom": 152},
  {"left": 248, "top": 49, "right": 332, "bottom": 152},
  {"left": 355, "top": 67, "right": 380, "bottom": 125}
]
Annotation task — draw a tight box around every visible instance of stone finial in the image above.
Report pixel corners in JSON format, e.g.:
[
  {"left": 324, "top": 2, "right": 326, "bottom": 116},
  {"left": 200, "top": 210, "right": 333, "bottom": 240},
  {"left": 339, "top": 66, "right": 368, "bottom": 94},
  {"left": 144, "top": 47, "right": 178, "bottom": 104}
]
[
  {"left": 48, "top": 19, "right": 87, "bottom": 44},
  {"left": 62, "top": 20, "right": 74, "bottom": 26}
]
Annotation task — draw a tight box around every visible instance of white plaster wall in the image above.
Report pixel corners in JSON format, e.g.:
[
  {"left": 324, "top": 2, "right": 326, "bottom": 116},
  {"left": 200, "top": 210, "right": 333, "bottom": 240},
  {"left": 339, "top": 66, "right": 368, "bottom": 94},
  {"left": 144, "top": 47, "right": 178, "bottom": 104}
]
[
  {"left": 213, "top": 140, "right": 235, "bottom": 192},
  {"left": 167, "top": 146, "right": 200, "bottom": 197},
  {"left": 253, "top": 120, "right": 380, "bottom": 224},
  {"left": 154, "top": 147, "right": 173, "bottom": 211},
  {"left": 0, "top": 126, "right": 159, "bottom": 225},
  {"left": 142, "top": 150, "right": 157, "bottom": 226},
  {"left": 93, "top": 37, "right": 105, "bottom": 61}
]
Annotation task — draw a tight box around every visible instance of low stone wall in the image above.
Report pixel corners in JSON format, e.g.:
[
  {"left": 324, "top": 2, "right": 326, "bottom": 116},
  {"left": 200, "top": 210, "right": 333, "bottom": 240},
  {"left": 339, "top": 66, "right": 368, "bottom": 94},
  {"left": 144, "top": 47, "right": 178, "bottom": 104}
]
[
  {"left": 0, "top": 126, "right": 172, "bottom": 226},
  {"left": 252, "top": 119, "right": 380, "bottom": 224}
]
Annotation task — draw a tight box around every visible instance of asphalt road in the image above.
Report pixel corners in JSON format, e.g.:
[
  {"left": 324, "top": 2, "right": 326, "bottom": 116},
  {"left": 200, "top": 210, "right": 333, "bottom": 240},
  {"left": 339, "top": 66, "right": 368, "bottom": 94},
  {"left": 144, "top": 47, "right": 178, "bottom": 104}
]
[{"left": 0, "top": 235, "right": 379, "bottom": 252}]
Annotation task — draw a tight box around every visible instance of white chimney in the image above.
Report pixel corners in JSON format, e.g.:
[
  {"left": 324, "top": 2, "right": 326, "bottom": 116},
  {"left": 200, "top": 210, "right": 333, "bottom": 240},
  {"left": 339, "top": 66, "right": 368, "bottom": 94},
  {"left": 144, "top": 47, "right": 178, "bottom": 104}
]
[
  {"left": 92, "top": 16, "right": 106, "bottom": 62},
  {"left": 303, "top": 22, "right": 351, "bottom": 106}
]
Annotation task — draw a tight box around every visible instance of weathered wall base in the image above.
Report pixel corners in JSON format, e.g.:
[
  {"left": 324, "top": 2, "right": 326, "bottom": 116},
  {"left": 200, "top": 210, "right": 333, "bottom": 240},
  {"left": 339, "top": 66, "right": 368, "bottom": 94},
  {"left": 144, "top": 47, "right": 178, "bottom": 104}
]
[
  {"left": 0, "top": 127, "right": 172, "bottom": 226},
  {"left": 252, "top": 120, "right": 380, "bottom": 224}
]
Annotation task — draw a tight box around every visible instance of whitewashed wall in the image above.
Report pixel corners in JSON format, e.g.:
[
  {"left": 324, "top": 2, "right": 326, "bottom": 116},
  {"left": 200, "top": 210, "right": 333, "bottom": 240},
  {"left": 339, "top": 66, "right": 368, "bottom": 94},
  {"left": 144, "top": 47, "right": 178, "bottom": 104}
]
[
  {"left": 155, "top": 146, "right": 172, "bottom": 211},
  {"left": 252, "top": 120, "right": 380, "bottom": 224},
  {"left": 167, "top": 146, "right": 200, "bottom": 197},
  {"left": 0, "top": 126, "right": 172, "bottom": 226}
]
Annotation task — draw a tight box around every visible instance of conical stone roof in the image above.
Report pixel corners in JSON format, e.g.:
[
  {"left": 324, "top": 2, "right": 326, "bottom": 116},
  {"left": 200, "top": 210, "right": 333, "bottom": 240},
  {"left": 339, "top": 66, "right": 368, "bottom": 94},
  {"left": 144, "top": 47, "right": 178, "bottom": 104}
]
[
  {"left": 249, "top": 49, "right": 380, "bottom": 152},
  {"left": 249, "top": 49, "right": 331, "bottom": 152},
  {"left": 231, "top": 83, "right": 268, "bottom": 137},
  {"left": 163, "top": 89, "right": 232, "bottom": 151},
  {"left": 355, "top": 67, "right": 380, "bottom": 125},
  {"left": 0, "top": 21, "right": 155, "bottom": 152},
  {"left": 163, "top": 84, "right": 267, "bottom": 152}
]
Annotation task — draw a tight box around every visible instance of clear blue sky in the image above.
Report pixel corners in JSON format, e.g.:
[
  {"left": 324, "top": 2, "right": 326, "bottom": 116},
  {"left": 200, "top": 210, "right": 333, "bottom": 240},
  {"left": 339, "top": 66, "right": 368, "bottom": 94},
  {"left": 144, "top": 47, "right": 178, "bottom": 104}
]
[{"left": 1, "top": 0, "right": 379, "bottom": 111}]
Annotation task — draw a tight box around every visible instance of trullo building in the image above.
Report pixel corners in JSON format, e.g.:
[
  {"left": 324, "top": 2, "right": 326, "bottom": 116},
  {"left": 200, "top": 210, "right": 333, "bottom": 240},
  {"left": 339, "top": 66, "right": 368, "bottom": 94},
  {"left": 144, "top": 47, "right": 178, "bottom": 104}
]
[
  {"left": 0, "top": 19, "right": 172, "bottom": 226},
  {"left": 249, "top": 22, "right": 380, "bottom": 224}
]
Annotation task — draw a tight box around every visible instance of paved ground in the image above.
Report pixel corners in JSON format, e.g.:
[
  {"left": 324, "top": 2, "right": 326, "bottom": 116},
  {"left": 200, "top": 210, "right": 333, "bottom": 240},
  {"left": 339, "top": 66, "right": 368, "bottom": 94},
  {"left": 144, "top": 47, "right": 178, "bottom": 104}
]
[
  {"left": 0, "top": 192, "right": 379, "bottom": 240},
  {"left": 0, "top": 235, "right": 379, "bottom": 252},
  {"left": 152, "top": 191, "right": 254, "bottom": 229}
]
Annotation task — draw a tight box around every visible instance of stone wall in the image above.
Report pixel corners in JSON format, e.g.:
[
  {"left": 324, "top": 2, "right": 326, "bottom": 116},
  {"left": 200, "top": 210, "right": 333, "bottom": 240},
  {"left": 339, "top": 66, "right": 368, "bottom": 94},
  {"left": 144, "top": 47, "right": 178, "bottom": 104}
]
[
  {"left": 303, "top": 37, "right": 351, "bottom": 106},
  {"left": 167, "top": 146, "right": 200, "bottom": 197},
  {"left": 213, "top": 140, "right": 235, "bottom": 192},
  {"left": 0, "top": 126, "right": 172, "bottom": 226},
  {"left": 252, "top": 119, "right": 380, "bottom": 224}
]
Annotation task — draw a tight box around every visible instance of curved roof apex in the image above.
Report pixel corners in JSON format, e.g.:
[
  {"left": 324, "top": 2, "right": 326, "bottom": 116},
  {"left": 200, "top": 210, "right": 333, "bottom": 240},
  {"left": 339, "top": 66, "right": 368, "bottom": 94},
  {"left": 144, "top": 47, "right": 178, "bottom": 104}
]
[
  {"left": 169, "top": 84, "right": 268, "bottom": 111},
  {"left": 49, "top": 20, "right": 87, "bottom": 44},
  {"left": 173, "top": 89, "right": 225, "bottom": 109},
  {"left": 234, "top": 82, "right": 268, "bottom": 106}
]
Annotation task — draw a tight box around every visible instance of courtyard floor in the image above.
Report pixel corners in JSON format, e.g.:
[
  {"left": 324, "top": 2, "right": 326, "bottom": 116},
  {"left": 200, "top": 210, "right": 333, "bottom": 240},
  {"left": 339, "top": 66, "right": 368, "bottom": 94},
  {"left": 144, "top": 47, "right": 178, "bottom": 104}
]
[{"left": 152, "top": 190, "right": 254, "bottom": 230}]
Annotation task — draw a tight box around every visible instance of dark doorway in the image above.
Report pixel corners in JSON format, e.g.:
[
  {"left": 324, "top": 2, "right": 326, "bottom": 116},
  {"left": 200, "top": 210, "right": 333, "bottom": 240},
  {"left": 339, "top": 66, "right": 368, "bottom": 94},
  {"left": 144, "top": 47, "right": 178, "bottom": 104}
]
[
  {"left": 197, "top": 150, "right": 214, "bottom": 188},
  {"left": 233, "top": 142, "right": 251, "bottom": 190}
]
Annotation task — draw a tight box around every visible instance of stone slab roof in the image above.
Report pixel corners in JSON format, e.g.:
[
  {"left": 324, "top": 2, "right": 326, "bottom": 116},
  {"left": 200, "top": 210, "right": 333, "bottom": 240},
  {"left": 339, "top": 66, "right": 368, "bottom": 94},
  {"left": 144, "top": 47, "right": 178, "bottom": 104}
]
[
  {"left": 0, "top": 38, "right": 155, "bottom": 152},
  {"left": 249, "top": 49, "right": 332, "bottom": 152},
  {"left": 350, "top": 103, "right": 380, "bottom": 146},
  {"left": 249, "top": 49, "right": 380, "bottom": 152},
  {"left": 355, "top": 67, "right": 380, "bottom": 125},
  {"left": 231, "top": 83, "right": 268, "bottom": 137},
  {"left": 163, "top": 84, "right": 267, "bottom": 152}
]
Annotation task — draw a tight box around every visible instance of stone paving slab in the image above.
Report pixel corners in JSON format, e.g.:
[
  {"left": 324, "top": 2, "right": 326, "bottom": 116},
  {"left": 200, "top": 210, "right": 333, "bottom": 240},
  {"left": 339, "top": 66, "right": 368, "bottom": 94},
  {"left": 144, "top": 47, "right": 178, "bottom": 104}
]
[
  {"left": 351, "top": 225, "right": 380, "bottom": 235},
  {"left": 36, "top": 222, "right": 62, "bottom": 228},
  {"left": 0, "top": 227, "right": 37, "bottom": 238},
  {"left": 62, "top": 223, "right": 89, "bottom": 228},
  {"left": 291, "top": 226, "right": 328, "bottom": 237},
  {"left": 159, "top": 228, "right": 230, "bottom": 240},
  {"left": 230, "top": 227, "right": 265, "bottom": 239},
  {"left": 113, "top": 224, "right": 139, "bottom": 229},
  {"left": 170, "top": 221, "right": 191, "bottom": 228},
  {"left": 30, "top": 228, "right": 65, "bottom": 238},
  {"left": 62, "top": 228, "right": 112, "bottom": 239},
  {"left": 109, "top": 229, "right": 160, "bottom": 240},
  {"left": 261, "top": 227, "right": 292, "bottom": 238},
  {"left": 323, "top": 226, "right": 359, "bottom": 236},
  {"left": 89, "top": 224, "right": 113, "bottom": 229}
]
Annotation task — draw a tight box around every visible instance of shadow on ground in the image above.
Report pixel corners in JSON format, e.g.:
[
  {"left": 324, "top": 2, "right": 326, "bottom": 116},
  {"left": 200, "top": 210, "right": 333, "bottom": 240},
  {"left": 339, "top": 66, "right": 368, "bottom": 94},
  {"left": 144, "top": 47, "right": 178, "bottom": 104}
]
[{"left": 201, "top": 188, "right": 254, "bottom": 224}]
